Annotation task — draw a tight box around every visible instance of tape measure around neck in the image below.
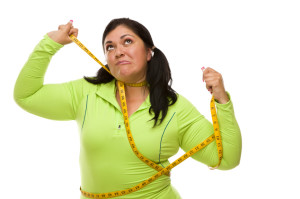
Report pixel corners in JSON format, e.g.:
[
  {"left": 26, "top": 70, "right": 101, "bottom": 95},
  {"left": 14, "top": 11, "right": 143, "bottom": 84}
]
[{"left": 68, "top": 34, "right": 222, "bottom": 198}]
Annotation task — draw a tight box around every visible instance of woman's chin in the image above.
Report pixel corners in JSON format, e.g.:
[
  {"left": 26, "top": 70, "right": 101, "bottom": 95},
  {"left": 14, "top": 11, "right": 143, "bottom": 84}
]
[
  {"left": 115, "top": 70, "right": 134, "bottom": 82},
  {"left": 113, "top": 68, "right": 145, "bottom": 83}
]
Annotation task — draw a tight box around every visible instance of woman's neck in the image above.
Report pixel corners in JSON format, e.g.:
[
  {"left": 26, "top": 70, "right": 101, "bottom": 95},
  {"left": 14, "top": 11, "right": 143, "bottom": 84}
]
[
  {"left": 115, "top": 80, "right": 149, "bottom": 101},
  {"left": 124, "top": 84, "right": 149, "bottom": 101},
  {"left": 115, "top": 81, "right": 149, "bottom": 117}
]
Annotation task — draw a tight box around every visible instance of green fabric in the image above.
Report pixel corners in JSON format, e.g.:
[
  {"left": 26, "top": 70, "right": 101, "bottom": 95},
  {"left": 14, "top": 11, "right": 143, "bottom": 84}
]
[{"left": 14, "top": 34, "right": 242, "bottom": 199}]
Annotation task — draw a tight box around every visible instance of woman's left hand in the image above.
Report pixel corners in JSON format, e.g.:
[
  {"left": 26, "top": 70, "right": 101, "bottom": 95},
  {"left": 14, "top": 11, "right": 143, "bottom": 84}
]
[{"left": 202, "top": 67, "right": 229, "bottom": 104}]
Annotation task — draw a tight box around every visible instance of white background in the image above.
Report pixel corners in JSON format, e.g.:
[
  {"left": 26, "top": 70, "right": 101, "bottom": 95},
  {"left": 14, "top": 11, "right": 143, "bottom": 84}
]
[{"left": 1, "top": 0, "right": 299, "bottom": 198}]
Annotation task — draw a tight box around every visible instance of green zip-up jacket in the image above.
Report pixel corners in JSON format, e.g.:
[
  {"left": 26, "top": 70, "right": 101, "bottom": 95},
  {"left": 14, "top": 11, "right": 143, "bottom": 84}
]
[{"left": 14, "top": 34, "right": 242, "bottom": 199}]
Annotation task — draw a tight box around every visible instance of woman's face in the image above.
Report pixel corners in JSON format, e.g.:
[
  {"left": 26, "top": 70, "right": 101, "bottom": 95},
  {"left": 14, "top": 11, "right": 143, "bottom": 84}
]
[{"left": 104, "top": 25, "right": 152, "bottom": 83}]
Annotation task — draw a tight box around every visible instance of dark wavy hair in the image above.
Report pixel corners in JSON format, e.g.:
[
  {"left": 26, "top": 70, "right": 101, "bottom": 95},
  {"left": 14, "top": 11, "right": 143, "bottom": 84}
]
[{"left": 84, "top": 18, "right": 177, "bottom": 126}]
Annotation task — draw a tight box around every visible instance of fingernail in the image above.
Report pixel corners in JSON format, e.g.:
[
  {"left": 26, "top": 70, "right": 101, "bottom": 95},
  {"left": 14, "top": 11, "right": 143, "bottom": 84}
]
[{"left": 70, "top": 20, "right": 73, "bottom": 23}]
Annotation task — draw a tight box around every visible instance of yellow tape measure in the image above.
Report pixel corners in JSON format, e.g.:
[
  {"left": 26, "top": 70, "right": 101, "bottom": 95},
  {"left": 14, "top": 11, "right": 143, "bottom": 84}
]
[
  {"left": 69, "top": 34, "right": 222, "bottom": 198},
  {"left": 69, "top": 35, "right": 146, "bottom": 88}
]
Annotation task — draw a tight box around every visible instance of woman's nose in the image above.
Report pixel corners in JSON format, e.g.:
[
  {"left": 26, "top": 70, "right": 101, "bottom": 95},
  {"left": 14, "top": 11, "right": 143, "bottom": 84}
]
[{"left": 114, "top": 45, "right": 125, "bottom": 58}]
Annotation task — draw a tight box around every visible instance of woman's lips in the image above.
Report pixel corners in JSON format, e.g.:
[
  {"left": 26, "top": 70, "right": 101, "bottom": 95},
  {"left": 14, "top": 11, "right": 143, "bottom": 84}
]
[{"left": 117, "top": 60, "right": 131, "bottom": 65}]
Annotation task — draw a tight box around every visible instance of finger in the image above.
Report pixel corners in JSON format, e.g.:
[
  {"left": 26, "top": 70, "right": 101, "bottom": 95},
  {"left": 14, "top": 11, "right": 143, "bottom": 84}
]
[
  {"left": 202, "top": 67, "right": 217, "bottom": 79},
  {"left": 204, "top": 74, "right": 222, "bottom": 84},
  {"left": 203, "top": 70, "right": 222, "bottom": 83},
  {"left": 205, "top": 75, "right": 221, "bottom": 86},
  {"left": 201, "top": 66, "right": 205, "bottom": 82},
  {"left": 206, "top": 85, "right": 213, "bottom": 94},
  {"left": 203, "top": 68, "right": 218, "bottom": 77},
  {"left": 205, "top": 77, "right": 223, "bottom": 90},
  {"left": 58, "top": 24, "right": 64, "bottom": 30},
  {"left": 58, "top": 24, "right": 71, "bottom": 31},
  {"left": 203, "top": 73, "right": 216, "bottom": 83},
  {"left": 205, "top": 78, "right": 215, "bottom": 88},
  {"left": 61, "top": 20, "right": 73, "bottom": 34},
  {"left": 204, "top": 67, "right": 218, "bottom": 74},
  {"left": 69, "top": 28, "right": 79, "bottom": 37},
  {"left": 202, "top": 67, "right": 211, "bottom": 81}
]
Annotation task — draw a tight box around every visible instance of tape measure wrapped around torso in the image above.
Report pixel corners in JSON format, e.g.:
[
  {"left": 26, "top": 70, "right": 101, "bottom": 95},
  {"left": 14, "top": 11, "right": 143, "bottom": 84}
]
[{"left": 69, "top": 34, "right": 223, "bottom": 198}]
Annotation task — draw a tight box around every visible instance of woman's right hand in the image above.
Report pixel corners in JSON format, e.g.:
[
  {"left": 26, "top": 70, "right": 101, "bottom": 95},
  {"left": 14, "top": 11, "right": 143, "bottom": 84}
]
[{"left": 47, "top": 20, "right": 78, "bottom": 45}]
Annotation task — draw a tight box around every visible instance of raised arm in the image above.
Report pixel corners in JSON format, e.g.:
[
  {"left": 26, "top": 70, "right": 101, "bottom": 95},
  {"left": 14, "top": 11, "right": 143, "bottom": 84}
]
[
  {"left": 178, "top": 68, "right": 242, "bottom": 170},
  {"left": 177, "top": 95, "right": 242, "bottom": 170},
  {"left": 13, "top": 21, "right": 86, "bottom": 120}
]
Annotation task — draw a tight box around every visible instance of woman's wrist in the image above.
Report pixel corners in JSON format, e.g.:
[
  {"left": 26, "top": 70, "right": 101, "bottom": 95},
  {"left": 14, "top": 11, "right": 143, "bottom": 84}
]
[{"left": 214, "top": 92, "right": 229, "bottom": 104}]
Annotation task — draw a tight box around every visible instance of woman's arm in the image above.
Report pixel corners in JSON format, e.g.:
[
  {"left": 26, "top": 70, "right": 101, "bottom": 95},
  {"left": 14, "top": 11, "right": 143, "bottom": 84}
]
[
  {"left": 177, "top": 94, "right": 242, "bottom": 170},
  {"left": 14, "top": 22, "right": 90, "bottom": 120}
]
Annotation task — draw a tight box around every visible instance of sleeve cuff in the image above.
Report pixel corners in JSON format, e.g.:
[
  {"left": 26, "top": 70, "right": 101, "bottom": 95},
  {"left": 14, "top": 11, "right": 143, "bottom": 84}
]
[
  {"left": 43, "top": 33, "right": 64, "bottom": 51},
  {"left": 215, "top": 92, "right": 233, "bottom": 110}
]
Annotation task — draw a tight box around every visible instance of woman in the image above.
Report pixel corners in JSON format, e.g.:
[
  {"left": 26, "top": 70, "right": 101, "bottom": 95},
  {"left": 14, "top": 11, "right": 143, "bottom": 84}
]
[{"left": 14, "top": 18, "right": 242, "bottom": 199}]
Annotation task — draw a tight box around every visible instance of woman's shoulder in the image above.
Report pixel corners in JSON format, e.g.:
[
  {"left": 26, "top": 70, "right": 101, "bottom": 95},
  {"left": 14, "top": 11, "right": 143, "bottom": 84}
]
[
  {"left": 170, "top": 93, "right": 204, "bottom": 127},
  {"left": 67, "top": 78, "right": 116, "bottom": 96},
  {"left": 67, "top": 78, "right": 96, "bottom": 88},
  {"left": 65, "top": 78, "right": 100, "bottom": 96},
  {"left": 174, "top": 93, "right": 194, "bottom": 106},
  {"left": 172, "top": 93, "right": 198, "bottom": 112}
]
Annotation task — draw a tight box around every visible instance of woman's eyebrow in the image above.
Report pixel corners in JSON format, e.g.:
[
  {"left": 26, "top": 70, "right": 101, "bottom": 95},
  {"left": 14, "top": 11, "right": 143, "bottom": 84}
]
[
  {"left": 105, "top": 34, "right": 135, "bottom": 45},
  {"left": 120, "top": 34, "right": 135, "bottom": 39},
  {"left": 105, "top": 41, "right": 112, "bottom": 45}
]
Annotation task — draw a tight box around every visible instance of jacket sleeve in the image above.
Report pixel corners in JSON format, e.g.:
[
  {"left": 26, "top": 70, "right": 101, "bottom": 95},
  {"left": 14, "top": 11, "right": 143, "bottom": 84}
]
[
  {"left": 14, "top": 34, "right": 89, "bottom": 121},
  {"left": 177, "top": 94, "right": 242, "bottom": 170}
]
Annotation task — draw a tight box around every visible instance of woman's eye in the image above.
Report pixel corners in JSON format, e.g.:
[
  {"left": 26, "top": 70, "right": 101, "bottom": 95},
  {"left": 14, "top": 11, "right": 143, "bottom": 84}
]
[
  {"left": 106, "top": 45, "right": 114, "bottom": 51},
  {"left": 124, "top": 39, "right": 132, "bottom": 45}
]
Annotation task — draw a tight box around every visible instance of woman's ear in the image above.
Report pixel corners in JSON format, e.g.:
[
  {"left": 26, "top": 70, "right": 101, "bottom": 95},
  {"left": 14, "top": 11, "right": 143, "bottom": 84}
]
[{"left": 146, "top": 48, "right": 152, "bottom": 61}]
